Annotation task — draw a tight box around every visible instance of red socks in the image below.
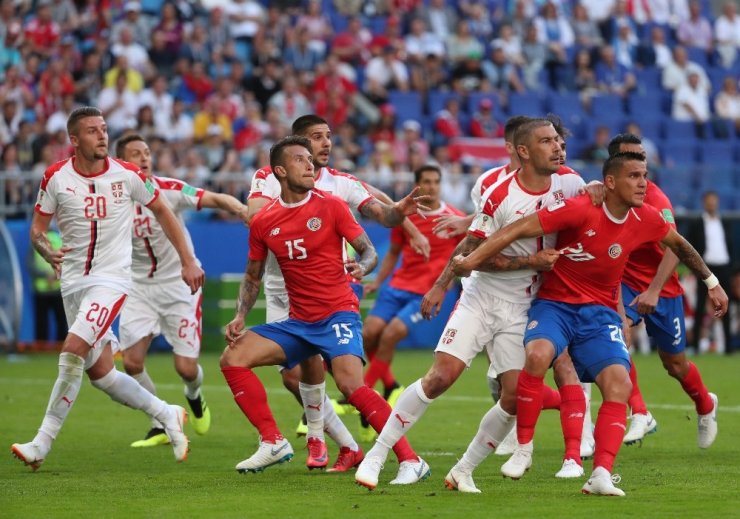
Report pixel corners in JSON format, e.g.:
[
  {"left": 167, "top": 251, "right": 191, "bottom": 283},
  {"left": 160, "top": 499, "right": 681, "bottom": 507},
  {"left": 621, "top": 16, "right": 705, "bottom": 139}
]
[
  {"left": 516, "top": 371, "right": 544, "bottom": 444},
  {"left": 364, "top": 358, "right": 390, "bottom": 389},
  {"left": 593, "top": 401, "right": 627, "bottom": 472},
  {"left": 348, "top": 385, "right": 417, "bottom": 462},
  {"left": 679, "top": 362, "right": 714, "bottom": 415},
  {"left": 628, "top": 357, "right": 648, "bottom": 415},
  {"left": 541, "top": 384, "right": 561, "bottom": 410},
  {"left": 221, "top": 366, "right": 282, "bottom": 443},
  {"left": 559, "top": 384, "right": 585, "bottom": 462}
]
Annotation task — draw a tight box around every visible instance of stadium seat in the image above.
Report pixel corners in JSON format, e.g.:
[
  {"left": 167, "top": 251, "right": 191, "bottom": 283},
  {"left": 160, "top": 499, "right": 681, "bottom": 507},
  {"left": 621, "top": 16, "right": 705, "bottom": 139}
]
[
  {"left": 506, "top": 92, "right": 546, "bottom": 117},
  {"left": 698, "top": 141, "right": 735, "bottom": 165},
  {"left": 428, "top": 91, "right": 463, "bottom": 116},
  {"left": 627, "top": 93, "right": 663, "bottom": 117},
  {"left": 660, "top": 140, "right": 699, "bottom": 164},
  {"left": 634, "top": 67, "right": 662, "bottom": 91},
  {"left": 591, "top": 95, "right": 625, "bottom": 117},
  {"left": 656, "top": 180, "right": 699, "bottom": 211},
  {"left": 697, "top": 166, "right": 735, "bottom": 193},
  {"left": 711, "top": 118, "right": 737, "bottom": 140},
  {"left": 387, "top": 90, "right": 423, "bottom": 125},
  {"left": 686, "top": 46, "right": 711, "bottom": 69},
  {"left": 663, "top": 120, "right": 700, "bottom": 140},
  {"left": 546, "top": 92, "right": 586, "bottom": 117}
]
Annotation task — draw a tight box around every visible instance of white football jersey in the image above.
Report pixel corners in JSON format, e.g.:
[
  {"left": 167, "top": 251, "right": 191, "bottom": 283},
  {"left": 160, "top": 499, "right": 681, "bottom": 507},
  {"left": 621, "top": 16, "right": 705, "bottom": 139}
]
[
  {"left": 248, "top": 165, "right": 374, "bottom": 295},
  {"left": 130, "top": 176, "right": 202, "bottom": 284},
  {"left": 470, "top": 163, "right": 512, "bottom": 211},
  {"left": 466, "top": 170, "right": 584, "bottom": 303},
  {"left": 35, "top": 157, "right": 158, "bottom": 296}
]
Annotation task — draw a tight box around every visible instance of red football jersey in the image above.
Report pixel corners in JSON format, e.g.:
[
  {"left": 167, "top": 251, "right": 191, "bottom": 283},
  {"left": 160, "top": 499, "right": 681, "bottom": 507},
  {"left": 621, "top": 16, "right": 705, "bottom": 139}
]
[
  {"left": 622, "top": 180, "right": 683, "bottom": 297},
  {"left": 248, "top": 190, "right": 365, "bottom": 322},
  {"left": 536, "top": 195, "right": 671, "bottom": 310},
  {"left": 388, "top": 202, "right": 465, "bottom": 295}
]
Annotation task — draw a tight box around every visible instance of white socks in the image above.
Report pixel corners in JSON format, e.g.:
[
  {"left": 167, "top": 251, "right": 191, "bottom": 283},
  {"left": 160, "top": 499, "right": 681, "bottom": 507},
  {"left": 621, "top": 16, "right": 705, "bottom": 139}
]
[
  {"left": 35, "top": 352, "right": 85, "bottom": 455},
  {"left": 299, "top": 381, "right": 326, "bottom": 441},
  {"left": 183, "top": 364, "right": 203, "bottom": 400},
  {"left": 322, "top": 394, "right": 359, "bottom": 451},
  {"left": 91, "top": 368, "right": 170, "bottom": 423},
  {"left": 458, "top": 402, "right": 515, "bottom": 473},
  {"left": 370, "top": 379, "right": 433, "bottom": 459},
  {"left": 132, "top": 369, "right": 160, "bottom": 428}
]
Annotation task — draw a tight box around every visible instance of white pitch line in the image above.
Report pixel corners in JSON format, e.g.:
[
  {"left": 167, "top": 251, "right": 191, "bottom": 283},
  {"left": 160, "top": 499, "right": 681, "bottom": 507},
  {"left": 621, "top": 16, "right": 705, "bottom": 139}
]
[{"left": 2, "top": 377, "right": 738, "bottom": 413}]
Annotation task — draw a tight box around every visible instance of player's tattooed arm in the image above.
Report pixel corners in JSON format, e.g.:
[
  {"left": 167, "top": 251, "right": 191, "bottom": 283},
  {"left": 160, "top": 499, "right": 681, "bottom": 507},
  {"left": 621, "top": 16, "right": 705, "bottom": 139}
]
[
  {"left": 30, "top": 212, "right": 69, "bottom": 277},
  {"left": 364, "top": 183, "right": 430, "bottom": 258},
  {"left": 359, "top": 199, "right": 405, "bottom": 227},
  {"left": 346, "top": 232, "right": 378, "bottom": 279},
  {"left": 477, "top": 249, "right": 560, "bottom": 272},
  {"left": 236, "top": 259, "right": 265, "bottom": 317}
]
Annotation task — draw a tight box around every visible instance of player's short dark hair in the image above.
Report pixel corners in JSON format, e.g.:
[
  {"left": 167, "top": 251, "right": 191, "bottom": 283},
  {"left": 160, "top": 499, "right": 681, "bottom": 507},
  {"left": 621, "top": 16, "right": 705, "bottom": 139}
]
[
  {"left": 607, "top": 133, "right": 643, "bottom": 157},
  {"left": 67, "top": 106, "right": 103, "bottom": 136},
  {"left": 115, "top": 133, "right": 146, "bottom": 159},
  {"left": 414, "top": 164, "right": 442, "bottom": 184},
  {"left": 602, "top": 151, "right": 646, "bottom": 178},
  {"left": 513, "top": 118, "right": 552, "bottom": 148},
  {"left": 270, "top": 135, "right": 312, "bottom": 170},
  {"left": 546, "top": 113, "right": 571, "bottom": 139},
  {"left": 291, "top": 115, "right": 329, "bottom": 136},
  {"left": 504, "top": 115, "right": 531, "bottom": 142}
]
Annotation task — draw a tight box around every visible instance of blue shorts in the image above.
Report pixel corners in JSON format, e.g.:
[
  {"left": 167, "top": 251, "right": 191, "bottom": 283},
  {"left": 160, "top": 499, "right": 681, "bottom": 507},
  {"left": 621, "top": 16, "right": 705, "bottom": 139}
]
[
  {"left": 367, "top": 285, "right": 425, "bottom": 329},
  {"left": 250, "top": 311, "right": 364, "bottom": 369},
  {"left": 524, "top": 299, "right": 631, "bottom": 383},
  {"left": 621, "top": 284, "right": 686, "bottom": 354}
]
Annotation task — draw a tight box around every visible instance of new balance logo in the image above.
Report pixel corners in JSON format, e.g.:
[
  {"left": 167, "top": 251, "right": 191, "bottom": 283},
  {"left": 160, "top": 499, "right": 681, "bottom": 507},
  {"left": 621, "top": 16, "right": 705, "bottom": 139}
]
[
  {"left": 307, "top": 403, "right": 321, "bottom": 412},
  {"left": 585, "top": 229, "right": 596, "bottom": 237},
  {"left": 61, "top": 396, "right": 74, "bottom": 407},
  {"left": 270, "top": 442, "right": 289, "bottom": 457},
  {"left": 610, "top": 422, "right": 627, "bottom": 431},
  {"left": 270, "top": 227, "right": 281, "bottom": 236},
  {"left": 395, "top": 413, "right": 411, "bottom": 428}
]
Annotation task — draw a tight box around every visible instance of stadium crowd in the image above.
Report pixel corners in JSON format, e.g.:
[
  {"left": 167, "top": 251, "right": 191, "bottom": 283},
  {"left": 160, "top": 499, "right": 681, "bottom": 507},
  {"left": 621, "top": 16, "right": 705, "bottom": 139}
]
[{"left": 1, "top": 0, "right": 740, "bottom": 218}]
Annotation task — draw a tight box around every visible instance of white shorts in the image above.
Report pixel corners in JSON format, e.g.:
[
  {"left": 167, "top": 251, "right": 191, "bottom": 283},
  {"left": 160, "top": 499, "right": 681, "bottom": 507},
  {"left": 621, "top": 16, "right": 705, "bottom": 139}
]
[
  {"left": 64, "top": 286, "right": 126, "bottom": 370},
  {"left": 266, "top": 292, "right": 289, "bottom": 324},
  {"left": 118, "top": 280, "right": 202, "bottom": 358},
  {"left": 434, "top": 288, "right": 529, "bottom": 379}
]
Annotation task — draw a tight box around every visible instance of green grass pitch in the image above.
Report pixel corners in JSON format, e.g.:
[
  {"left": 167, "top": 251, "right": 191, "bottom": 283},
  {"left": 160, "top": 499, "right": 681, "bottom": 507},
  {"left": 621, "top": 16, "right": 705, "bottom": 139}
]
[{"left": 1, "top": 351, "right": 739, "bottom": 518}]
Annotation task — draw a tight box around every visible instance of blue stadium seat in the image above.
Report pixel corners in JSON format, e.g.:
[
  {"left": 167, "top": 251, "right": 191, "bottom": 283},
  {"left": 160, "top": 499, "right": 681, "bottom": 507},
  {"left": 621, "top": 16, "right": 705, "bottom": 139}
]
[
  {"left": 660, "top": 140, "right": 699, "bottom": 164},
  {"left": 657, "top": 179, "right": 699, "bottom": 211},
  {"left": 662, "top": 120, "right": 699, "bottom": 140},
  {"left": 686, "top": 46, "right": 711, "bottom": 69},
  {"left": 506, "top": 92, "right": 546, "bottom": 117},
  {"left": 697, "top": 166, "right": 735, "bottom": 193},
  {"left": 591, "top": 95, "right": 625, "bottom": 117},
  {"left": 711, "top": 118, "right": 737, "bottom": 140},
  {"left": 634, "top": 67, "right": 662, "bottom": 91},
  {"left": 627, "top": 93, "right": 663, "bottom": 117},
  {"left": 428, "top": 91, "right": 463, "bottom": 116},
  {"left": 631, "top": 116, "right": 663, "bottom": 142},
  {"left": 698, "top": 141, "right": 735, "bottom": 165},
  {"left": 546, "top": 92, "right": 586, "bottom": 117},
  {"left": 387, "top": 90, "right": 422, "bottom": 125}
]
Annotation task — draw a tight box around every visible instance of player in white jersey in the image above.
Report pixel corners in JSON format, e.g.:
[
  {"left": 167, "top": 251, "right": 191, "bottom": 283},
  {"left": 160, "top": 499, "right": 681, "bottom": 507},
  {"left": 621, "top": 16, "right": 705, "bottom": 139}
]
[
  {"left": 242, "top": 115, "right": 431, "bottom": 472},
  {"left": 355, "top": 119, "right": 585, "bottom": 490},
  {"left": 11, "top": 107, "right": 204, "bottom": 471},
  {"left": 115, "top": 134, "right": 248, "bottom": 448}
]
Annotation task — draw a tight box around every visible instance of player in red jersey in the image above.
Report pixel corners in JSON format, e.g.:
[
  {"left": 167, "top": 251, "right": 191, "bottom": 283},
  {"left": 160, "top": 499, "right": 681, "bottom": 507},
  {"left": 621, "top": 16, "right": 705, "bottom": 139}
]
[
  {"left": 221, "top": 136, "right": 430, "bottom": 486},
  {"left": 115, "top": 134, "right": 248, "bottom": 447},
  {"left": 244, "top": 115, "right": 430, "bottom": 472},
  {"left": 359, "top": 164, "right": 465, "bottom": 440},
  {"left": 609, "top": 134, "right": 718, "bottom": 448},
  {"left": 11, "top": 107, "right": 204, "bottom": 470},
  {"left": 453, "top": 151, "right": 728, "bottom": 496}
]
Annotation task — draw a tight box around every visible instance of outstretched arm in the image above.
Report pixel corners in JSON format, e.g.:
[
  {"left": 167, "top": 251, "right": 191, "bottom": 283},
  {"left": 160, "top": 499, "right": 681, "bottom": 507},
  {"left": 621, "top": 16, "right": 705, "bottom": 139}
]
[
  {"left": 359, "top": 186, "right": 431, "bottom": 228},
  {"left": 200, "top": 191, "right": 249, "bottom": 223},
  {"left": 363, "top": 183, "right": 430, "bottom": 258},
  {"left": 226, "top": 258, "right": 265, "bottom": 343},
  {"left": 345, "top": 232, "right": 378, "bottom": 280},
  {"left": 245, "top": 197, "right": 269, "bottom": 226},
  {"left": 661, "top": 228, "right": 728, "bottom": 317}
]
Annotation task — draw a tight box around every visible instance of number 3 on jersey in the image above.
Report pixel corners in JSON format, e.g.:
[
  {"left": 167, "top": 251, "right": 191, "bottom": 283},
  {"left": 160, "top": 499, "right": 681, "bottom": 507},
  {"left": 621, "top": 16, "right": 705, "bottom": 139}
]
[{"left": 285, "top": 238, "right": 307, "bottom": 260}]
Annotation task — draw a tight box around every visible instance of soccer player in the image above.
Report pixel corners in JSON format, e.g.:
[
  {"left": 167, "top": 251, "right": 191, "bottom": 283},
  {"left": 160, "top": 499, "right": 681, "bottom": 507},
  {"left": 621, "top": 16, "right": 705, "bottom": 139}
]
[
  {"left": 452, "top": 151, "right": 728, "bottom": 496},
  {"left": 361, "top": 164, "right": 465, "bottom": 438},
  {"left": 11, "top": 107, "right": 204, "bottom": 470},
  {"left": 354, "top": 119, "right": 585, "bottom": 490},
  {"left": 609, "top": 133, "right": 718, "bottom": 448},
  {"left": 243, "top": 115, "right": 430, "bottom": 472},
  {"left": 115, "top": 134, "right": 248, "bottom": 447},
  {"left": 221, "top": 136, "right": 430, "bottom": 486}
]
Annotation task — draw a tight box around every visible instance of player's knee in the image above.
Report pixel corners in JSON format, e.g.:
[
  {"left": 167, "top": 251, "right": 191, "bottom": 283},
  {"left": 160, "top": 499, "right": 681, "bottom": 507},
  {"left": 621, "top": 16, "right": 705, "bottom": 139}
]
[
  {"left": 660, "top": 355, "right": 687, "bottom": 379},
  {"left": 524, "top": 349, "right": 553, "bottom": 375},
  {"left": 421, "top": 368, "right": 457, "bottom": 399},
  {"left": 499, "top": 392, "right": 517, "bottom": 414},
  {"left": 383, "top": 320, "right": 408, "bottom": 343},
  {"left": 281, "top": 370, "right": 300, "bottom": 394},
  {"left": 122, "top": 355, "right": 144, "bottom": 375}
]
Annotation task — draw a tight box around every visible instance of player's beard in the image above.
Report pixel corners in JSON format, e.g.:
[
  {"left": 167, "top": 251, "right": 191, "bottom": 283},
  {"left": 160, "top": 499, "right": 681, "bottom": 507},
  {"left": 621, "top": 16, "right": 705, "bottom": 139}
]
[{"left": 286, "top": 177, "right": 312, "bottom": 194}]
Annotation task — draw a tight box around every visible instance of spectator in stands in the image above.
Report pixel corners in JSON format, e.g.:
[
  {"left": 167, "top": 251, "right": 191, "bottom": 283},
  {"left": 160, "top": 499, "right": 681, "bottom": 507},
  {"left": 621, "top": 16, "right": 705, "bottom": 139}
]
[
  {"left": 73, "top": 51, "right": 103, "bottom": 105},
  {"left": 579, "top": 0, "right": 616, "bottom": 42},
  {"left": 491, "top": 23, "right": 524, "bottom": 67},
  {"left": 417, "top": 0, "right": 458, "bottom": 41},
  {"left": 283, "top": 26, "right": 324, "bottom": 76},
  {"left": 205, "top": 6, "right": 231, "bottom": 55},
  {"left": 180, "top": 21, "right": 212, "bottom": 65},
  {"left": 98, "top": 72, "right": 139, "bottom": 138},
  {"left": 677, "top": 0, "right": 713, "bottom": 54},
  {"left": 295, "top": 0, "right": 332, "bottom": 56},
  {"left": 482, "top": 43, "right": 524, "bottom": 95},
  {"left": 469, "top": 98, "right": 503, "bottom": 138},
  {"left": 410, "top": 51, "right": 448, "bottom": 98},
  {"left": 392, "top": 119, "right": 429, "bottom": 168},
  {"left": 45, "top": 94, "right": 77, "bottom": 135},
  {"left": 179, "top": 147, "right": 212, "bottom": 184},
  {"left": 334, "top": 121, "right": 366, "bottom": 167},
  {"left": 637, "top": 25, "right": 673, "bottom": 69},
  {"left": 714, "top": 1, "right": 740, "bottom": 69},
  {"left": 369, "top": 103, "right": 397, "bottom": 145},
  {"left": 226, "top": 0, "right": 265, "bottom": 53},
  {"left": 104, "top": 55, "right": 144, "bottom": 93},
  {"left": 672, "top": 70, "right": 710, "bottom": 128},
  {"left": 0, "top": 98, "right": 20, "bottom": 146},
  {"left": 612, "top": 19, "right": 638, "bottom": 69},
  {"left": 580, "top": 124, "right": 611, "bottom": 163},
  {"left": 138, "top": 74, "right": 173, "bottom": 129},
  {"left": 0, "top": 21, "right": 21, "bottom": 78},
  {"left": 243, "top": 57, "right": 282, "bottom": 109},
  {"left": 571, "top": 2, "right": 602, "bottom": 51},
  {"left": 24, "top": 0, "right": 60, "bottom": 58},
  {"left": 624, "top": 121, "right": 661, "bottom": 167},
  {"left": 505, "top": 0, "right": 533, "bottom": 41},
  {"left": 573, "top": 47, "right": 599, "bottom": 100},
  {"left": 0, "top": 0, "right": 20, "bottom": 44},
  {"left": 446, "top": 19, "right": 484, "bottom": 65},
  {"left": 466, "top": 2, "right": 494, "bottom": 42},
  {"left": 13, "top": 120, "right": 35, "bottom": 171},
  {"left": 193, "top": 97, "right": 233, "bottom": 144},
  {"left": 604, "top": 0, "right": 638, "bottom": 44},
  {"left": 111, "top": 1, "right": 149, "bottom": 47},
  {"left": 112, "top": 26, "right": 151, "bottom": 75},
  {"left": 134, "top": 104, "right": 159, "bottom": 141},
  {"left": 533, "top": 1, "right": 575, "bottom": 72},
  {"left": 364, "top": 45, "right": 409, "bottom": 104},
  {"left": 521, "top": 22, "right": 546, "bottom": 91},
  {"left": 452, "top": 51, "right": 488, "bottom": 94},
  {"left": 258, "top": 6, "right": 289, "bottom": 50},
  {"left": 210, "top": 76, "right": 244, "bottom": 121},
  {"left": 434, "top": 97, "right": 464, "bottom": 144},
  {"left": 0, "top": 65, "right": 33, "bottom": 115},
  {"left": 154, "top": 2, "right": 184, "bottom": 56},
  {"left": 158, "top": 98, "right": 193, "bottom": 143},
  {"left": 313, "top": 53, "right": 357, "bottom": 112},
  {"left": 595, "top": 44, "right": 636, "bottom": 97},
  {"left": 662, "top": 45, "right": 710, "bottom": 92},
  {"left": 405, "top": 17, "right": 445, "bottom": 64},
  {"left": 148, "top": 30, "right": 177, "bottom": 77},
  {"left": 331, "top": 16, "right": 371, "bottom": 67},
  {"left": 267, "top": 73, "right": 312, "bottom": 128},
  {"left": 714, "top": 76, "right": 740, "bottom": 135}
]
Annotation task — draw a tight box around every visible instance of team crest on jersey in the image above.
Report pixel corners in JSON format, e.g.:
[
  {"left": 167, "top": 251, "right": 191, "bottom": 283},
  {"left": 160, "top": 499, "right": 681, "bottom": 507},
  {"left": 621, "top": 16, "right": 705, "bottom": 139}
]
[
  {"left": 441, "top": 328, "right": 457, "bottom": 345},
  {"left": 306, "top": 217, "right": 322, "bottom": 231},
  {"left": 608, "top": 244, "right": 623, "bottom": 259},
  {"left": 111, "top": 181, "right": 124, "bottom": 202},
  {"left": 547, "top": 190, "right": 566, "bottom": 212},
  {"left": 527, "top": 320, "right": 538, "bottom": 330}
]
